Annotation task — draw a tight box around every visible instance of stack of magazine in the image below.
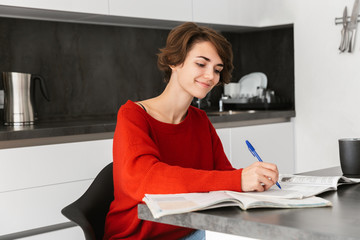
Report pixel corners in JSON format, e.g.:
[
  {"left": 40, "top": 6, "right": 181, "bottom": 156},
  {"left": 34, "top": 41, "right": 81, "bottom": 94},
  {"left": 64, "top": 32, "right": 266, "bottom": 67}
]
[{"left": 143, "top": 174, "right": 360, "bottom": 219}]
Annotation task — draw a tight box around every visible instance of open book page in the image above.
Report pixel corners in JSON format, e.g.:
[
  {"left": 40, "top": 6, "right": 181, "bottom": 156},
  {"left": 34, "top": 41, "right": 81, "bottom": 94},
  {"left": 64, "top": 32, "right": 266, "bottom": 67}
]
[
  {"left": 143, "top": 191, "right": 331, "bottom": 219},
  {"left": 226, "top": 191, "right": 331, "bottom": 209},
  {"left": 143, "top": 191, "right": 240, "bottom": 219},
  {"left": 240, "top": 174, "right": 360, "bottom": 199}
]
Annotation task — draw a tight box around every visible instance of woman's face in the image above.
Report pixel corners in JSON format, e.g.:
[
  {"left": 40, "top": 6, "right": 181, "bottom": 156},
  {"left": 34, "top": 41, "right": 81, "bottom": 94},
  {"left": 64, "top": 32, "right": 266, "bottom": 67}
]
[{"left": 171, "top": 41, "right": 223, "bottom": 99}]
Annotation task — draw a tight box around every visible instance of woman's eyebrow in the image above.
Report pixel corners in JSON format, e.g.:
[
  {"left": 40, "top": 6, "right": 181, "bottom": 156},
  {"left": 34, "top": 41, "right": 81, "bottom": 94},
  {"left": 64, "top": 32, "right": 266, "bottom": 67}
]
[{"left": 196, "top": 56, "right": 224, "bottom": 67}]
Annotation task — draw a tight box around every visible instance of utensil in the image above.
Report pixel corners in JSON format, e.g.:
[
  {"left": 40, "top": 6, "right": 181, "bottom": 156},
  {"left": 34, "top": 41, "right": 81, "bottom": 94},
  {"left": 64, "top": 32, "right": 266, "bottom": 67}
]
[
  {"left": 347, "top": 0, "right": 360, "bottom": 52},
  {"left": 339, "top": 7, "right": 349, "bottom": 52},
  {"left": 2, "top": 72, "right": 50, "bottom": 126}
]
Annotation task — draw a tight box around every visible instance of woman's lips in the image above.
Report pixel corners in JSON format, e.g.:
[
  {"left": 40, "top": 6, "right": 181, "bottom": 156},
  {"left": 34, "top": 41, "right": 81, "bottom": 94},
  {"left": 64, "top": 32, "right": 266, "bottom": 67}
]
[{"left": 195, "top": 80, "right": 211, "bottom": 88}]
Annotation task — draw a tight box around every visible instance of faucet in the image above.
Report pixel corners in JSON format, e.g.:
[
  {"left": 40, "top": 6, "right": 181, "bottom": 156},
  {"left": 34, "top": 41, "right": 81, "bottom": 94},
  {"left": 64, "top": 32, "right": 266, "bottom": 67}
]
[
  {"left": 219, "top": 98, "right": 223, "bottom": 112},
  {"left": 219, "top": 94, "right": 229, "bottom": 112}
]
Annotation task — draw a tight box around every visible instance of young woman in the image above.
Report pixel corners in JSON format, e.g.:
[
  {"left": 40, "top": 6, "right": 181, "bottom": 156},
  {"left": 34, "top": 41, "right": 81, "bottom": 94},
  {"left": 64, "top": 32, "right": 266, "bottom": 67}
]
[{"left": 103, "top": 22, "right": 279, "bottom": 240}]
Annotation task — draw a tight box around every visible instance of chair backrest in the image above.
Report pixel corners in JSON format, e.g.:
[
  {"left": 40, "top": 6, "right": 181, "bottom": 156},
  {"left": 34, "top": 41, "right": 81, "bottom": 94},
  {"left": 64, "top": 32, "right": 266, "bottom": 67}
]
[{"left": 61, "top": 162, "right": 114, "bottom": 240}]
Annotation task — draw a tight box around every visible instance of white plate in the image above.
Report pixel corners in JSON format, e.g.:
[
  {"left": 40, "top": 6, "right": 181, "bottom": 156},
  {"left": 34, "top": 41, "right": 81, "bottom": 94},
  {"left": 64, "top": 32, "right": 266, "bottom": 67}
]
[
  {"left": 238, "top": 72, "right": 267, "bottom": 97},
  {"left": 224, "top": 82, "right": 240, "bottom": 98}
]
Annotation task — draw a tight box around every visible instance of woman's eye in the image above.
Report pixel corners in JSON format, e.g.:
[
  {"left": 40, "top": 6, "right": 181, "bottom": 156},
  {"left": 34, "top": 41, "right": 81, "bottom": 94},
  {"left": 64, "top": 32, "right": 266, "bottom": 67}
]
[
  {"left": 215, "top": 69, "right": 222, "bottom": 74},
  {"left": 196, "top": 63, "right": 205, "bottom": 67}
]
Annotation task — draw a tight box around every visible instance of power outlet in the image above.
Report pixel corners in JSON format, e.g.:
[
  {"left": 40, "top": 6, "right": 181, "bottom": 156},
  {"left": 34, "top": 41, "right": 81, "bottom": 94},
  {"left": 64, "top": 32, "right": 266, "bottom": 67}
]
[{"left": 0, "top": 90, "right": 4, "bottom": 109}]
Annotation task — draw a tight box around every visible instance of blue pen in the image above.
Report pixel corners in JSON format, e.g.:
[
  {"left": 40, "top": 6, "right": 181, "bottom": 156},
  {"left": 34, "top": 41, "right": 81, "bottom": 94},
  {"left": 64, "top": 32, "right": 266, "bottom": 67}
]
[{"left": 245, "top": 140, "right": 282, "bottom": 189}]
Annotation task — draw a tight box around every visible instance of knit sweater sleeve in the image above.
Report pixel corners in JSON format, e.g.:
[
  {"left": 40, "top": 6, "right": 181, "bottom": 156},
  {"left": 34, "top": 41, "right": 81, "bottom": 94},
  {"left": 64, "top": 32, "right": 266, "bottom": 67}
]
[{"left": 113, "top": 105, "right": 243, "bottom": 202}]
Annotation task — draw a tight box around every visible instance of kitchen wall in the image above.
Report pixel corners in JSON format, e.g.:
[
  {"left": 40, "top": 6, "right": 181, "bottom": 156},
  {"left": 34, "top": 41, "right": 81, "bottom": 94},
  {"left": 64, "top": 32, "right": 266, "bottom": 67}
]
[
  {"left": 291, "top": 0, "right": 360, "bottom": 172},
  {"left": 0, "top": 17, "right": 294, "bottom": 121},
  {"left": 0, "top": 17, "right": 169, "bottom": 121}
]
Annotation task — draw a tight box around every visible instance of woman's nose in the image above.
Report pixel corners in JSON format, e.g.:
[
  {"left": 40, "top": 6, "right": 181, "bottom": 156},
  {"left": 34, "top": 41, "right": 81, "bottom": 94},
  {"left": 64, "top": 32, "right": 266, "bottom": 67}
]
[{"left": 204, "top": 67, "right": 214, "bottom": 80}]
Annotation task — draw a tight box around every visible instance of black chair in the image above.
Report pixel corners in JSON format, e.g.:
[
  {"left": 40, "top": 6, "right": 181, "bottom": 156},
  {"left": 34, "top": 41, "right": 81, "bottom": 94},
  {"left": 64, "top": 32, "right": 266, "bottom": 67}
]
[{"left": 61, "top": 162, "right": 114, "bottom": 240}]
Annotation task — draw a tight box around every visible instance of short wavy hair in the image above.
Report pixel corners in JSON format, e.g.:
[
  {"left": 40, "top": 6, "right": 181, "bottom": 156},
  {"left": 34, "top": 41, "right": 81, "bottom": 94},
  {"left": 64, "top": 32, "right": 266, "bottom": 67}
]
[{"left": 157, "top": 22, "right": 233, "bottom": 85}]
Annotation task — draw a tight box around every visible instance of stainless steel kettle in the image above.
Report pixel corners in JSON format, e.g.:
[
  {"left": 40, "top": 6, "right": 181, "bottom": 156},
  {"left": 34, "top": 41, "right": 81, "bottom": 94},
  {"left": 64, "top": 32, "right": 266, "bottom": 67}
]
[{"left": 2, "top": 72, "right": 49, "bottom": 126}]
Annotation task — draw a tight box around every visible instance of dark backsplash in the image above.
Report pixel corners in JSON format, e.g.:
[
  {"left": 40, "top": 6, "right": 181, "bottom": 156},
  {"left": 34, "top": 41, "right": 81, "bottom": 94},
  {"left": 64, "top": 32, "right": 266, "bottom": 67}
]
[
  {"left": 0, "top": 17, "right": 169, "bottom": 121},
  {"left": 223, "top": 28, "right": 294, "bottom": 106},
  {"left": 0, "top": 17, "right": 294, "bottom": 121}
]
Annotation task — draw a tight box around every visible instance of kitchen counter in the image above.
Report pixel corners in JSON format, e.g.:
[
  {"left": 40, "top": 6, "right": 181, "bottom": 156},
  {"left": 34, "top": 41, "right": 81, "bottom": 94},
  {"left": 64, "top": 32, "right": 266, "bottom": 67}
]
[
  {"left": 138, "top": 167, "right": 360, "bottom": 240},
  {"left": 0, "top": 110, "right": 295, "bottom": 149},
  {"left": 208, "top": 109, "right": 295, "bottom": 128}
]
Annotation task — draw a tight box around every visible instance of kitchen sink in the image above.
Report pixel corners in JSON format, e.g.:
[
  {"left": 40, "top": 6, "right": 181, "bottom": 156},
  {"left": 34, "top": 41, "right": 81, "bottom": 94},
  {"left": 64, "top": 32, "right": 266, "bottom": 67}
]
[{"left": 206, "top": 110, "right": 257, "bottom": 117}]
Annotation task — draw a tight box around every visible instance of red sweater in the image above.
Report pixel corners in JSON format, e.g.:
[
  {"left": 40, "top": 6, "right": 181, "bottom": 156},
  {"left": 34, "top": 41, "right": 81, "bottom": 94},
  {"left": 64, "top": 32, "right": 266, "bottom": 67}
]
[{"left": 103, "top": 100, "right": 243, "bottom": 240}]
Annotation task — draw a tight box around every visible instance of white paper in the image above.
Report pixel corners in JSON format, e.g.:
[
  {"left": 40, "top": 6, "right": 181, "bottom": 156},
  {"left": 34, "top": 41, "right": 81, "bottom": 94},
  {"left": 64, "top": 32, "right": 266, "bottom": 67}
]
[{"left": 240, "top": 174, "right": 360, "bottom": 199}]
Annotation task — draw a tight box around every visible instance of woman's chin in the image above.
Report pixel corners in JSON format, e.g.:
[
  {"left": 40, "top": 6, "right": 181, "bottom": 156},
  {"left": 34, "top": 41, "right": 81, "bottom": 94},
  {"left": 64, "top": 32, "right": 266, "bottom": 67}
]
[
  {"left": 193, "top": 94, "right": 207, "bottom": 100},
  {"left": 192, "top": 90, "right": 211, "bottom": 100}
]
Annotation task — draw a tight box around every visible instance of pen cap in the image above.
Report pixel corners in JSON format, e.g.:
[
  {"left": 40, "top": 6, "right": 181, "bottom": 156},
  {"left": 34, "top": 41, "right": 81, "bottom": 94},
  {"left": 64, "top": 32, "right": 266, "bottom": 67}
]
[{"left": 339, "top": 138, "right": 360, "bottom": 178}]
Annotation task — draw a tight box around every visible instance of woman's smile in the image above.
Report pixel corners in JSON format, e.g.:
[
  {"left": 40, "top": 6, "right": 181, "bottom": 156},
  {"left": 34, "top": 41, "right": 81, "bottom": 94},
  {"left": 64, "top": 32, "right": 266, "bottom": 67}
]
[{"left": 195, "top": 79, "right": 211, "bottom": 88}]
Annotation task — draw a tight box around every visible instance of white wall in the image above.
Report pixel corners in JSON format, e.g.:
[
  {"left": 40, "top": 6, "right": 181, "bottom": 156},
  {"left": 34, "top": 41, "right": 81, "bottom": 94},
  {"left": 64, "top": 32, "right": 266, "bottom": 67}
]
[{"left": 292, "top": 0, "right": 360, "bottom": 172}]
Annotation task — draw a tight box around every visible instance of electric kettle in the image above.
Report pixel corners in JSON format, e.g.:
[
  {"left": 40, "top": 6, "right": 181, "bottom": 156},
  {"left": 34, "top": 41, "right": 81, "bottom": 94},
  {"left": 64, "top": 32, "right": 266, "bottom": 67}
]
[{"left": 2, "top": 72, "right": 50, "bottom": 126}]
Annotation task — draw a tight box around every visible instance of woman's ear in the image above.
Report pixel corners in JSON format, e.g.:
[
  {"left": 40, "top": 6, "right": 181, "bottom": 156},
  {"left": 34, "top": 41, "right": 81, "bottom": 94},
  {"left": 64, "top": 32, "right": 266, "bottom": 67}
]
[{"left": 170, "top": 63, "right": 184, "bottom": 70}]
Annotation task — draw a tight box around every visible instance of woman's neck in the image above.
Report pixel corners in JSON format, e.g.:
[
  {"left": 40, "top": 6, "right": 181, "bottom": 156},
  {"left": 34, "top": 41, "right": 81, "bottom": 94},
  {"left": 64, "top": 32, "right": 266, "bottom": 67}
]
[{"left": 142, "top": 80, "right": 193, "bottom": 124}]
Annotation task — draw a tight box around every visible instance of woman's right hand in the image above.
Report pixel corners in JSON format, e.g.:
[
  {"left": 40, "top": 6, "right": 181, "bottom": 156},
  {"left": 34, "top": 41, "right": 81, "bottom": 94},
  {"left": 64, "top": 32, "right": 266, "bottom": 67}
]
[{"left": 241, "top": 161, "right": 279, "bottom": 192}]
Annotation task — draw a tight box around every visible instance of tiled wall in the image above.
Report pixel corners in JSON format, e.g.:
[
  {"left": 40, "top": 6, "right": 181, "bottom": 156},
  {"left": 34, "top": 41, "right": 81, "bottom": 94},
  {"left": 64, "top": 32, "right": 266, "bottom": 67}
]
[{"left": 0, "top": 17, "right": 294, "bottom": 121}]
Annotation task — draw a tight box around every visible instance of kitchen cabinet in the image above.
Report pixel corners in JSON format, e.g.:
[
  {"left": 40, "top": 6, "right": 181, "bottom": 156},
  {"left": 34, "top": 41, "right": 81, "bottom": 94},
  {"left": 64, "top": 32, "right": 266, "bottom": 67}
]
[
  {"left": 0, "top": 0, "right": 108, "bottom": 15},
  {"left": 0, "top": 120, "right": 293, "bottom": 238},
  {"left": 0, "top": 139, "right": 112, "bottom": 238},
  {"left": 206, "top": 230, "right": 250, "bottom": 240},
  {"left": 0, "top": 0, "right": 294, "bottom": 32},
  {"left": 193, "top": 0, "right": 260, "bottom": 27},
  {"left": 217, "top": 121, "right": 295, "bottom": 174},
  {"left": 216, "top": 128, "right": 231, "bottom": 159},
  {"left": 108, "top": 0, "right": 193, "bottom": 22},
  {"left": 193, "top": 0, "right": 293, "bottom": 27},
  {"left": 0, "top": 180, "right": 90, "bottom": 238},
  {"left": 230, "top": 122, "right": 295, "bottom": 174},
  {"left": 21, "top": 227, "right": 83, "bottom": 240}
]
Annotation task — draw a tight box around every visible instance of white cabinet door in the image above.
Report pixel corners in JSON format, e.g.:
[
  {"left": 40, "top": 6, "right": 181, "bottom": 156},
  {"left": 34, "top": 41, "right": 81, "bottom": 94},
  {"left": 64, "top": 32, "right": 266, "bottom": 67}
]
[
  {"left": 0, "top": 139, "right": 112, "bottom": 236},
  {"left": 0, "top": 0, "right": 108, "bottom": 15},
  {"left": 21, "top": 226, "right": 84, "bottom": 240},
  {"left": 260, "top": 0, "right": 294, "bottom": 27},
  {"left": 193, "top": 0, "right": 261, "bottom": 27},
  {"left": 109, "top": 0, "right": 193, "bottom": 22},
  {"left": 0, "top": 139, "right": 112, "bottom": 193},
  {"left": 206, "top": 230, "right": 254, "bottom": 240},
  {"left": 229, "top": 122, "right": 295, "bottom": 174},
  {"left": 0, "top": 180, "right": 91, "bottom": 236},
  {"left": 216, "top": 128, "right": 231, "bottom": 160},
  {"left": 193, "top": 0, "right": 293, "bottom": 27}
]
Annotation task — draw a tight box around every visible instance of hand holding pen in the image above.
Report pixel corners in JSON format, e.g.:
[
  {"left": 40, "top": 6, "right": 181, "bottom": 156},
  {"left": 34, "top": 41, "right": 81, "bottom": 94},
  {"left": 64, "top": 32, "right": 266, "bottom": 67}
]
[{"left": 242, "top": 140, "right": 281, "bottom": 191}]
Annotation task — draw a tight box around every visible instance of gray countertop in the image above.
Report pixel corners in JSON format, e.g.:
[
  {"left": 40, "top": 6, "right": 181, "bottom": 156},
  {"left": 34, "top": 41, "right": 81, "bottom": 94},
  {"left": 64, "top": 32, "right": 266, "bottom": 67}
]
[
  {"left": 138, "top": 167, "right": 360, "bottom": 240},
  {"left": 0, "top": 110, "right": 295, "bottom": 149}
]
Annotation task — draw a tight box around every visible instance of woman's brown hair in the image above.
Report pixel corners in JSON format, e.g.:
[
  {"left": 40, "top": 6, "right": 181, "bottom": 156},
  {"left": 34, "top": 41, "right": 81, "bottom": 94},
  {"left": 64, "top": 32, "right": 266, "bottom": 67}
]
[{"left": 157, "top": 22, "right": 233, "bottom": 84}]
